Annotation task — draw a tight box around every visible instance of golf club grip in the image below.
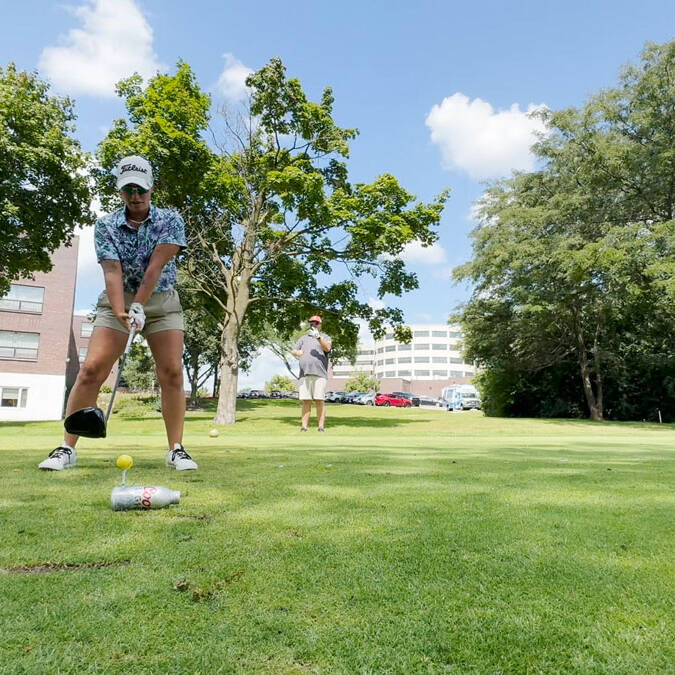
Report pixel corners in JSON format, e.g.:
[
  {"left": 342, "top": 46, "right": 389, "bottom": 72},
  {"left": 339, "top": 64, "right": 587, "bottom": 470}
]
[{"left": 105, "top": 324, "right": 138, "bottom": 423}]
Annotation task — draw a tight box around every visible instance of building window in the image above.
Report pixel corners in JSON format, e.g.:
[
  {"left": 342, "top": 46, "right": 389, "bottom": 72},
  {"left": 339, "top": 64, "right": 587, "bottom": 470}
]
[
  {"left": 414, "top": 369, "right": 430, "bottom": 376},
  {"left": 384, "top": 332, "right": 394, "bottom": 340},
  {"left": 397, "top": 357, "right": 412, "bottom": 364},
  {"left": 80, "top": 322, "right": 94, "bottom": 337},
  {"left": 414, "top": 356, "right": 430, "bottom": 363},
  {"left": 385, "top": 358, "right": 395, "bottom": 365},
  {"left": 385, "top": 371, "right": 396, "bottom": 377},
  {"left": 359, "top": 349, "right": 375, "bottom": 356},
  {"left": 414, "top": 330, "right": 429, "bottom": 337},
  {"left": 377, "top": 347, "right": 384, "bottom": 354},
  {"left": 79, "top": 347, "right": 88, "bottom": 363},
  {"left": 465, "top": 370, "right": 474, "bottom": 377},
  {"left": 450, "top": 357, "right": 463, "bottom": 364},
  {"left": 0, "top": 331, "right": 39, "bottom": 360},
  {"left": 398, "top": 370, "right": 411, "bottom": 377},
  {"left": 450, "top": 370, "right": 463, "bottom": 377},
  {"left": 0, "top": 387, "right": 28, "bottom": 408},
  {"left": 385, "top": 345, "right": 396, "bottom": 352},
  {"left": 433, "top": 370, "right": 447, "bottom": 377},
  {"left": 377, "top": 359, "right": 384, "bottom": 366},
  {"left": 432, "top": 343, "right": 447, "bottom": 351},
  {"left": 432, "top": 356, "right": 448, "bottom": 364},
  {"left": 0, "top": 284, "right": 44, "bottom": 313},
  {"left": 432, "top": 330, "right": 447, "bottom": 338},
  {"left": 415, "top": 343, "right": 430, "bottom": 350},
  {"left": 449, "top": 331, "right": 462, "bottom": 339},
  {"left": 398, "top": 344, "right": 412, "bottom": 351}
]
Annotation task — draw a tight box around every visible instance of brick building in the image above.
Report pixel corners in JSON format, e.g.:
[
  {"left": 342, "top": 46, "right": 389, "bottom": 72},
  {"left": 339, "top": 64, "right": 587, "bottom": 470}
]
[
  {"left": 0, "top": 241, "right": 81, "bottom": 421},
  {"left": 71, "top": 313, "right": 117, "bottom": 390}
]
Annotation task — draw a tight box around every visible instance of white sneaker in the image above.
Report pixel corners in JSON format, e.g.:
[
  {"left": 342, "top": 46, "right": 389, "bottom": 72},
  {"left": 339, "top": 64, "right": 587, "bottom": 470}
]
[
  {"left": 39, "top": 446, "right": 77, "bottom": 471},
  {"left": 166, "top": 445, "right": 198, "bottom": 471}
]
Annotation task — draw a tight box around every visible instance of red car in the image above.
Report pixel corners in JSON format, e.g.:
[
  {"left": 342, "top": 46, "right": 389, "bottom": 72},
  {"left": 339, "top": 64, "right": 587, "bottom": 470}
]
[{"left": 375, "top": 393, "right": 412, "bottom": 408}]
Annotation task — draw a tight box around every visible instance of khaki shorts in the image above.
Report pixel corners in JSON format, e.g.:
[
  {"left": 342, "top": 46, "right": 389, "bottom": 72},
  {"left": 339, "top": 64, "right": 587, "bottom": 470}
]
[
  {"left": 298, "top": 375, "right": 327, "bottom": 401},
  {"left": 93, "top": 289, "right": 184, "bottom": 337}
]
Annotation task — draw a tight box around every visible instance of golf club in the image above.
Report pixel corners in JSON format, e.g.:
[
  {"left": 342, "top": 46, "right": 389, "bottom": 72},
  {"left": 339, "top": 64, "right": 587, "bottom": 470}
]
[{"left": 64, "top": 324, "right": 138, "bottom": 438}]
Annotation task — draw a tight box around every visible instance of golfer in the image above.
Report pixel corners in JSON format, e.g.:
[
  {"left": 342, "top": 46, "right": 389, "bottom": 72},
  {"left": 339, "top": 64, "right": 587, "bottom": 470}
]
[
  {"left": 291, "top": 315, "right": 332, "bottom": 432},
  {"left": 39, "top": 156, "right": 197, "bottom": 471}
]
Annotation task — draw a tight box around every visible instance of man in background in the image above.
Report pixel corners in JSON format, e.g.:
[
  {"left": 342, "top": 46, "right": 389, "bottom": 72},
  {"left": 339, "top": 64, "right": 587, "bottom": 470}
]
[{"left": 291, "top": 315, "right": 332, "bottom": 432}]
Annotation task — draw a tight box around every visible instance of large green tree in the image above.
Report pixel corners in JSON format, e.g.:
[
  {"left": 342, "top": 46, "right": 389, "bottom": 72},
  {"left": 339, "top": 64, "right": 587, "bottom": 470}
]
[
  {"left": 184, "top": 58, "right": 448, "bottom": 423},
  {"left": 96, "top": 59, "right": 447, "bottom": 425},
  {"left": 456, "top": 41, "right": 675, "bottom": 421},
  {"left": 0, "top": 63, "right": 92, "bottom": 295}
]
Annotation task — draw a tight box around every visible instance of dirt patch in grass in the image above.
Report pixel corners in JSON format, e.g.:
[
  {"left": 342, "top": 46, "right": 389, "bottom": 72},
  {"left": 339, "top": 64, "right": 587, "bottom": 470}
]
[{"left": 2, "top": 561, "right": 130, "bottom": 575}]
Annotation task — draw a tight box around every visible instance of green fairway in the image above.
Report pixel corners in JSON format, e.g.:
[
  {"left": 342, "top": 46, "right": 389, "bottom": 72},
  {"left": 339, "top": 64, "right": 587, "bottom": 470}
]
[{"left": 1, "top": 401, "right": 674, "bottom": 673}]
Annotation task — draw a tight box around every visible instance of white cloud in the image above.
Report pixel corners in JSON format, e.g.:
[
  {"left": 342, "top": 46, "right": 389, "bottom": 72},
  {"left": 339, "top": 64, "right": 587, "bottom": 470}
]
[
  {"left": 39, "top": 0, "right": 163, "bottom": 97},
  {"left": 400, "top": 241, "right": 447, "bottom": 265},
  {"left": 426, "top": 93, "right": 547, "bottom": 180},
  {"left": 215, "top": 53, "right": 253, "bottom": 102}
]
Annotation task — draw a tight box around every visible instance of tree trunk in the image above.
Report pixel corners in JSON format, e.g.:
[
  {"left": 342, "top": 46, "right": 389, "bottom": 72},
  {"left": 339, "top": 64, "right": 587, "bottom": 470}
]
[
  {"left": 575, "top": 322, "right": 604, "bottom": 421},
  {"left": 214, "top": 324, "right": 240, "bottom": 424},
  {"left": 189, "top": 352, "right": 199, "bottom": 407}
]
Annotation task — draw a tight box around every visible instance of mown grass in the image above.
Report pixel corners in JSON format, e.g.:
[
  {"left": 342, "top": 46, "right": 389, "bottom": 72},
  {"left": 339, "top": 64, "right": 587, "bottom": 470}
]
[{"left": 1, "top": 401, "right": 674, "bottom": 673}]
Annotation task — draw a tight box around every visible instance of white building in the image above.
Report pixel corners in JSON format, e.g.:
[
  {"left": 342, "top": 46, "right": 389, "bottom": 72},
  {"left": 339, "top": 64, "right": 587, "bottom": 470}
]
[{"left": 328, "top": 323, "right": 476, "bottom": 397}]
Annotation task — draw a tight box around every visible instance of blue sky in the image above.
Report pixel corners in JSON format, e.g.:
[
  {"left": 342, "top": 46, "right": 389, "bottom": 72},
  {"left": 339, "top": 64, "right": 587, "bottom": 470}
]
[{"left": 2, "top": 0, "right": 674, "bottom": 384}]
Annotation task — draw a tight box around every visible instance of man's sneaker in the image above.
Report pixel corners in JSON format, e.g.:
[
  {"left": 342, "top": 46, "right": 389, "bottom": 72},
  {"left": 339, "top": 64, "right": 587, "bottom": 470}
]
[
  {"left": 300, "top": 427, "right": 308, "bottom": 432},
  {"left": 166, "top": 444, "right": 198, "bottom": 471},
  {"left": 318, "top": 427, "right": 325, "bottom": 433},
  {"left": 39, "top": 446, "right": 77, "bottom": 471}
]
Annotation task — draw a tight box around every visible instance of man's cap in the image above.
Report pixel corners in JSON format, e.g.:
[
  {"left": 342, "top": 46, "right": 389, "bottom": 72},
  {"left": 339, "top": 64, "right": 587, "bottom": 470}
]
[
  {"left": 309, "top": 315, "right": 322, "bottom": 323},
  {"left": 115, "top": 155, "right": 154, "bottom": 191}
]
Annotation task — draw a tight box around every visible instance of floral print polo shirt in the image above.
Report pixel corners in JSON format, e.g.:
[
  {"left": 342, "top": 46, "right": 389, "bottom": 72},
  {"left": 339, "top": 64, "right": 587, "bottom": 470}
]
[{"left": 94, "top": 205, "right": 187, "bottom": 294}]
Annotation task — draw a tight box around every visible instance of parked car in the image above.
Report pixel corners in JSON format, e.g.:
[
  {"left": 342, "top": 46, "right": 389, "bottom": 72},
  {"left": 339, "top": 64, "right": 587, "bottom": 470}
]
[
  {"left": 248, "top": 389, "right": 265, "bottom": 399},
  {"left": 392, "top": 391, "right": 420, "bottom": 407},
  {"left": 375, "top": 393, "right": 412, "bottom": 408},
  {"left": 357, "top": 392, "right": 376, "bottom": 406},
  {"left": 326, "top": 391, "right": 345, "bottom": 402},
  {"left": 344, "top": 391, "right": 365, "bottom": 404},
  {"left": 418, "top": 395, "right": 439, "bottom": 406}
]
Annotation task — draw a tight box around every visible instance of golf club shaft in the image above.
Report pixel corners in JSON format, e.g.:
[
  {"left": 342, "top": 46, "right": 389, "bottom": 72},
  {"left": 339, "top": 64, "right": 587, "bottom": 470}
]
[{"left": 105, "top": 324, "right": 138, "bottom": 423}]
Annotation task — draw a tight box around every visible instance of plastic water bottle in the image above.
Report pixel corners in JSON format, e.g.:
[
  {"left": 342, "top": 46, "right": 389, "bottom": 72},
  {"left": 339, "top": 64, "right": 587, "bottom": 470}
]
[{"left": 111, "top": 485, "right": 180, "bottom": 511}]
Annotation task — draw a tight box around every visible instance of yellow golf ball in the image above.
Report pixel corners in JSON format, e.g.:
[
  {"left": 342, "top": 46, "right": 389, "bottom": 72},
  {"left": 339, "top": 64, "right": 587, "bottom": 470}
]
[
  {"left": 209, "top": 428, "right": 219, "bottom": 438},
  {"left": 116, "top": 454, "right": 133, "bottom": 470}
]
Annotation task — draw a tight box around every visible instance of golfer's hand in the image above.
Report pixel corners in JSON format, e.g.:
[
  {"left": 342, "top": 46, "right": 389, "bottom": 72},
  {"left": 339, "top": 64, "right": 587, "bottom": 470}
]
[
  {"left": 115, "top": 311, "right": 131, "bottom": 328},
  {"left": 128, "top": 302, "right": 146, "bottom": 331}
]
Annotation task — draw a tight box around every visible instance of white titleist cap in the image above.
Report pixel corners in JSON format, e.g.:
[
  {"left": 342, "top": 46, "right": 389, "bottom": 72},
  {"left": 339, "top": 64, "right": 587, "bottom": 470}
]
[{"left": 115, "top": 155, "right": 154, "bottom": 190}]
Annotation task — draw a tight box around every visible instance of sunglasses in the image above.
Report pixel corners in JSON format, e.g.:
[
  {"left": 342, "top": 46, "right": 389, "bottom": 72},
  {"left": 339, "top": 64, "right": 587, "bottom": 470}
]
[{"left": 121, "top": 184, "right": 149, "bottom": 196}]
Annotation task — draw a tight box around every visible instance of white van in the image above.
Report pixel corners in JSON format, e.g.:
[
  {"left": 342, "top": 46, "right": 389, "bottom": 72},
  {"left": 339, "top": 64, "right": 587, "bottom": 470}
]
[{"left": 440, "top": 385, "right": 481, "bottom": 411}]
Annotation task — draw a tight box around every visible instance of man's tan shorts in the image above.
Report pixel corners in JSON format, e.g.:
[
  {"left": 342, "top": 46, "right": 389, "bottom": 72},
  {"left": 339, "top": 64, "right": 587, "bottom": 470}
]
[
  {"left": 93, "top": 289, "right": 184, "bottom": 337},
  {"left": 298, "top": 375, "right": 327, "bottom": 401}
]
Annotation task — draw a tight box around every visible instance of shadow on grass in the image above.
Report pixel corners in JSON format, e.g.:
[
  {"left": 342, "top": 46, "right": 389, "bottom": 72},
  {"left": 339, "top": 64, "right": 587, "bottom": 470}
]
[
  {"left": 516, "top": 417, "right": 675, "bottom": 431},
  {"left": 264, "top": 414, "right": 421, "bottom": 429}
]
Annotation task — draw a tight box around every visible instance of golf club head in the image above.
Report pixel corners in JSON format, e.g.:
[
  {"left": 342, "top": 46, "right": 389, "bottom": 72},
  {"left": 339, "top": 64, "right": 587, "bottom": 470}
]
[{"left": 64, "top": 407, "right": 107, "bottom": 438}]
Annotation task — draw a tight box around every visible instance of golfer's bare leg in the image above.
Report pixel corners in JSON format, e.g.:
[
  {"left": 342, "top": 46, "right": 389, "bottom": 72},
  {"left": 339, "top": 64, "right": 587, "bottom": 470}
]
[
  {"left": 64, "top": 327, "right": 128, "bottom": 447},
  {"left": 147, "top": 329, "right": 185, "bottom": 448},
  {"left": 301, "top": 400, "right": 312, "bottom": 430},
  {"left": 315, "top": 399, "right": 326, "bottom": 429}
]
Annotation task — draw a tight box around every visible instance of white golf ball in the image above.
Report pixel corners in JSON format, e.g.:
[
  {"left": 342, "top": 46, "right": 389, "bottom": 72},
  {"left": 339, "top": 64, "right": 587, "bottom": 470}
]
[{"left": 209, "top": 428, "right": 219, "bottom": 438}]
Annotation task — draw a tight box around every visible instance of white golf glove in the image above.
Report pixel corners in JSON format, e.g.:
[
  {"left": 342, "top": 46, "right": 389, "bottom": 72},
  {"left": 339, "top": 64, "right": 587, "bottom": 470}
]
[
  {"left": 128, "top": 302, "right": 146, "bottom": 331},
  {"left": 308, "top": 326, "right": 320, "bottom": 338}
]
